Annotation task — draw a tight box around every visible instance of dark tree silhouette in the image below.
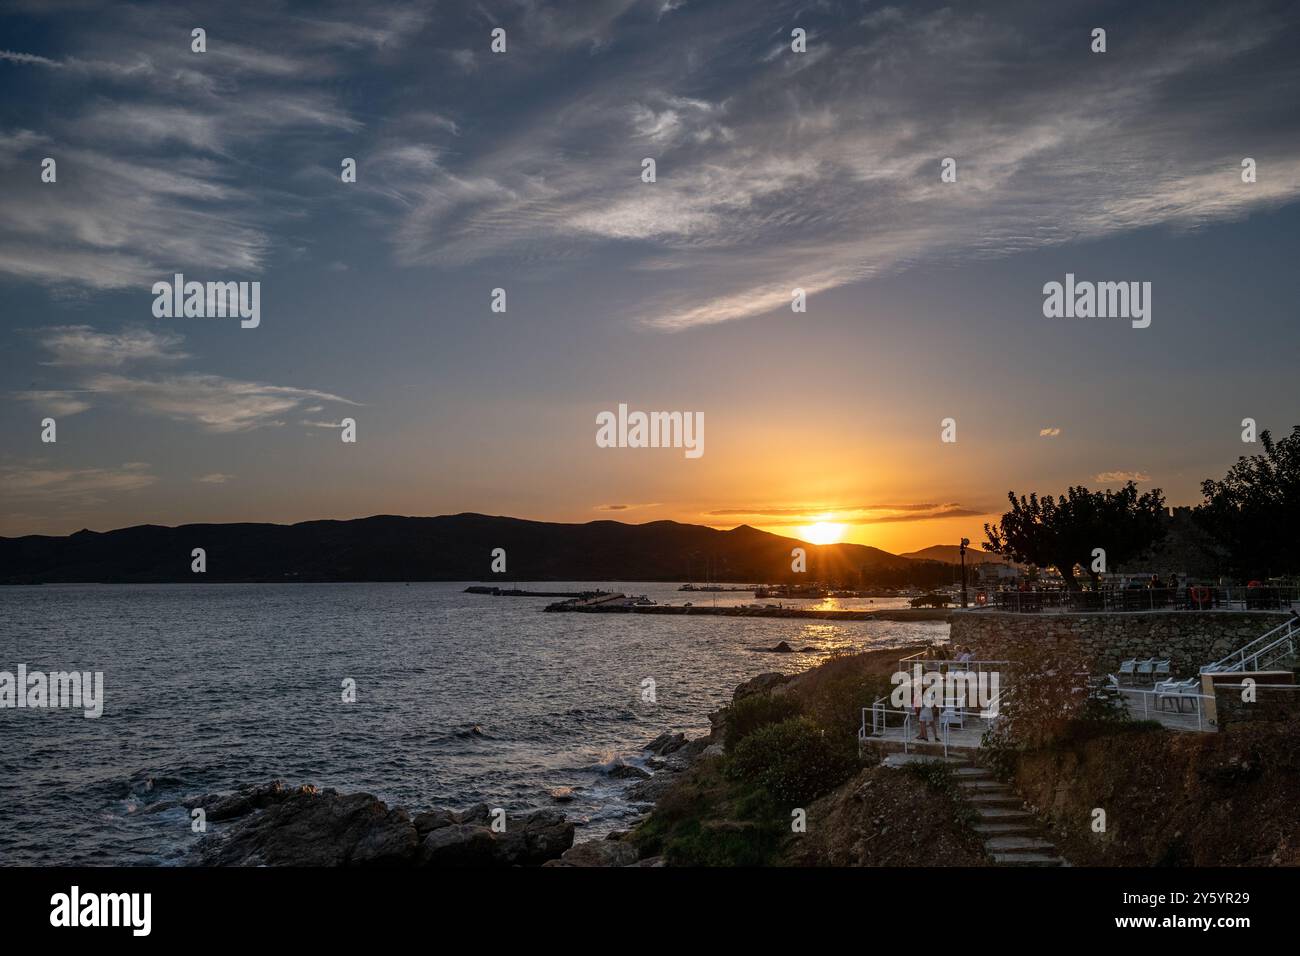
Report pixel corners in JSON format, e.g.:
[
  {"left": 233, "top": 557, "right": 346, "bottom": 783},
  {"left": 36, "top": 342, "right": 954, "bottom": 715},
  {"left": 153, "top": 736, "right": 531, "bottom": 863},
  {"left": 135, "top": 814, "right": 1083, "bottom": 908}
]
[
  {"left": 983, "top": 483, "right": 1167, "bottom": 588},
  {"left": 1195, "top": 426, "right": 1300, "bottom": 580}
]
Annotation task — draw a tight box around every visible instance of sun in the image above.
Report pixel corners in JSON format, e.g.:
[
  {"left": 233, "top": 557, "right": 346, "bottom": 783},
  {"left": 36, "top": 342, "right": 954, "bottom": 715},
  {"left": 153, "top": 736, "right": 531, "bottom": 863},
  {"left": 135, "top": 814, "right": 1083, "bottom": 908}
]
[{"left": 802, "top": 521, "right": 846, "bottom": 545}]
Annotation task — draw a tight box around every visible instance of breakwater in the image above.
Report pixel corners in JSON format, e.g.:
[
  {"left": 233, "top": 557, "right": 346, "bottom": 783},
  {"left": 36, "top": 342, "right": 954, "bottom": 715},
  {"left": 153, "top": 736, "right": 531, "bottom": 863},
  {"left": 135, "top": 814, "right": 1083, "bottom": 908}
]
[{"left": 543, "top": 595, "right": 951, "bottom": 622}]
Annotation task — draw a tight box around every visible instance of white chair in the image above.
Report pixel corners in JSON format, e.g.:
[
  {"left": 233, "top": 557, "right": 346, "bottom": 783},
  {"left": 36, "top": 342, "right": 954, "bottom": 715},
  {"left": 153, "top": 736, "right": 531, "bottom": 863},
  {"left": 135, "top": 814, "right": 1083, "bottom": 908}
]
[
  {"left": 1155, "top": 678, "right": 1199, "bottom": 713},
  {"left": 1118, "top": 659, "right": 1138, "bottom": 685},
  {"left": 1153, "top": 660, "right": 1171, "bottom": 680},
  {"left": 1135, "top": 659, "right": 1156, "bottom": 684}
]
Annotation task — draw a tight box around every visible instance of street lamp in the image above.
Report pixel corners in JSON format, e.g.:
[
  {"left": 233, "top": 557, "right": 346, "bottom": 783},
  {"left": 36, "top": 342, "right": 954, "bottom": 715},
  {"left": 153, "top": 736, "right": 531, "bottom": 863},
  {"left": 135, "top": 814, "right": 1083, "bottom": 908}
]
[{"left": 959, "top": 538, "right": 970, "bottom": 609}]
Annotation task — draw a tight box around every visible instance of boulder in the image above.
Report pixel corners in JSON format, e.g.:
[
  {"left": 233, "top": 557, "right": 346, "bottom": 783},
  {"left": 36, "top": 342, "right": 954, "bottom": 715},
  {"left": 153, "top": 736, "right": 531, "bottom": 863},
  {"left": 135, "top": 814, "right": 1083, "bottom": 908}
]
[
  {"left": 733, "top": 672, "right": 792, "bottom": 700},
  {"left": 608, "top": 764, "right": 652, "bottom": 780},
  {"left": 412, "top": 809, "right": 455, "bottom": 836},
  {"left": 203, "top": 780, "right": 306, "bottom": 822},
  {"left": 189, "top": 789, "right": 418, "bottom": 866},
  {"left": 553, "top": 840, "right": 640, "bottom": 867},
  {"left": 419, "top": 824, "right": 499, "bottom": 866},
  {"left": 644, "top": 731, "right": 687, "bottom": 756},
  {"left": 420, "top": 810, "right": 574, "bottom": 867}
]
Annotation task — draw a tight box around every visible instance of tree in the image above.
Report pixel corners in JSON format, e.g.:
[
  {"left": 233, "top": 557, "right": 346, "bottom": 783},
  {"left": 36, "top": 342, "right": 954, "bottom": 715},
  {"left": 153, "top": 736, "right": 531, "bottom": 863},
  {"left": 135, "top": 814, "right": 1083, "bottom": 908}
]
[
  {"left": 983, "top": 483, "right": 1167, "bottom": 588},
  {"left": 1195, "top": 426, "right": 1300, "bottom": 580}
]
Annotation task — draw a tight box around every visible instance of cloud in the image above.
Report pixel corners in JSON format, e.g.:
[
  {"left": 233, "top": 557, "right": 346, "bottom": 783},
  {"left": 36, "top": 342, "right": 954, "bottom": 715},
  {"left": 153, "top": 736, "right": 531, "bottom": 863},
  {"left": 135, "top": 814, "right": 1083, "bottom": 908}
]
[
  {"left": 1095, "top": 471, "right": 1152, "bottom": 483},
  {"left": 83, "top": 373, "right": 359, "bottom": 432},
  {"left": 13, "top": 389, "right": 93, "bottom": 417},
  {"left": 34, "top": 325, "right": 188, "bottom": 366},
  {"left": 196, "top": 473, "right": 234, "bottom": 483},
  {"left": 1039, "top": 427, "right": 1061, "bottom": 437},
  {"left": 596, "top": 502, "right": 661, "bottom": 512},
  {"left": 707, "top": 503, "right": 983, "bottom": 525},
  {"left": 357, "top": 1, "right": 1300, "bottom": 330},
  {"left": 0, "top": 49, "right": 62, "bottom": 67},
  {"left": 0, "top": 461, "right": 156, "bottom": 503}
]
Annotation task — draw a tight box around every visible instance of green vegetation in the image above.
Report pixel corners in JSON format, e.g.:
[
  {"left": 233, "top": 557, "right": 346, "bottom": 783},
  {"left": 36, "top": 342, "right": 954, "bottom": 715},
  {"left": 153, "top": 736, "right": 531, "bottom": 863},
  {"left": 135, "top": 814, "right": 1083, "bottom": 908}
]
[
  {"left": 722, "top": 693, "right": 802, "bottom": 750},
  {"left": 629, "top": 757, "right": 788, "bottom": 866},
  {"left": 635, "top": 666, "right": 888, "bottom": 865},
  {"left": 983, "top": 482, "right": 1167, "bottom": 588},
  {"left": 1196, "top": 425, "right": 1300, "bottom": 580},
  {"left": 727, "top": 716, "right": 857, "bottom": 806}
]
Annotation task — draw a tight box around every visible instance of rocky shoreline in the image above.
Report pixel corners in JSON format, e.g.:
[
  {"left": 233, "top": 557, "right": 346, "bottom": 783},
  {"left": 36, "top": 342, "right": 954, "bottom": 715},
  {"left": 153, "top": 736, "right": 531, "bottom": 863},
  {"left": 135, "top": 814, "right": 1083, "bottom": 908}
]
[{"left": 172, "top": 726, "right": 726, "bottom": 867}]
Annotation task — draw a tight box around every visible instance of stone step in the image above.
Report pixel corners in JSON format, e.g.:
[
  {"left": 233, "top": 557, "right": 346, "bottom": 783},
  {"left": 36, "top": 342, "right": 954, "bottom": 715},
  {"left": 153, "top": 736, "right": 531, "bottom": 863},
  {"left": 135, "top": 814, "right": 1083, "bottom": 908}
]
[
  {"left": 972, "top": 806, "right": 1032, "bottom": 820},
  {"left": 972, "top": 822, "right": 1038, "bottom": 835},
  {"left": 954, "top": 767, "right": 993, "bottom": 777},
  {"left": 957, "top": 780, "right": 1005, "bottom": 791},
  {"left": 966, "top": 793, "right": 1023, "bottom": 807},
  {"left": 984, "top": 835, "right": 1059, "bottom": 852},
  {"left": 880, "top": 753, "right": 969, "bottom": 768},
  {"left": 991, "top": 852, "right": 1065, "bottom": 867}
]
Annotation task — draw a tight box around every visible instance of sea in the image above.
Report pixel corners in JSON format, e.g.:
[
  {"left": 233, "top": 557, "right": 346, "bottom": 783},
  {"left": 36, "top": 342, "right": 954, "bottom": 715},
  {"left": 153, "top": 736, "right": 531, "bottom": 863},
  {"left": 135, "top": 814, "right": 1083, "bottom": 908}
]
[{"left": 0, "top": 582, "right": 948, "bottom": 865}]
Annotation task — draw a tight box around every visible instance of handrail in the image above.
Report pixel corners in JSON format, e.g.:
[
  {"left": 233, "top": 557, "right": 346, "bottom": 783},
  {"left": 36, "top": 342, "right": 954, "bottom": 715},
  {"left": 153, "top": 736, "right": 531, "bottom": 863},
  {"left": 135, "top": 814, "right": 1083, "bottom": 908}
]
[
  {"left": 1116, "top": 685, "right": 1215, "bottom": 732},
  {"left": 1201, "top": 617, "right": 1297, "bottom": 674}
]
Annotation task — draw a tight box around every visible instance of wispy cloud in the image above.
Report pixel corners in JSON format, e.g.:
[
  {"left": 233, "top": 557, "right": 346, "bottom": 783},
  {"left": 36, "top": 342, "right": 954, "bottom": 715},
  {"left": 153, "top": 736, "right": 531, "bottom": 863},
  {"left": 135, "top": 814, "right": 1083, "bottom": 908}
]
[
  {"left": 707, "top": 503, "right": 983, "bottom": 525},
  {"left": 1095, "top": 471, "right": 1152, "bottom": 484},
  {"left": 0, "top": 461, "right": 156, "bottom": 503},
  {"left": 1039, "top": 427, "right": 1061, "bottom": 438},
  {"left": 83, "top": 373, "right": 359, "bottom": 432},
  {"left": 34, "top": 325, "right": 188, "bottom": 366},
  {"left": 13, "top": 389, "right": 93, "bottom": 417}
]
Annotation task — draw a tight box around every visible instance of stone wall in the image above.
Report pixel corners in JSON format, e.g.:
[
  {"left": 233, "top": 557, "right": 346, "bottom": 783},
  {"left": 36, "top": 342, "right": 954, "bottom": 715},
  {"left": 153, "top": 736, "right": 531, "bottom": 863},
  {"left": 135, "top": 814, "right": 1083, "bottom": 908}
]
[
  {"left": 1214, "top": 680, "right": 1300, "bottom": 729},
  {"left": 949, "top": 610, "right": 1292, "bottom": 676}
]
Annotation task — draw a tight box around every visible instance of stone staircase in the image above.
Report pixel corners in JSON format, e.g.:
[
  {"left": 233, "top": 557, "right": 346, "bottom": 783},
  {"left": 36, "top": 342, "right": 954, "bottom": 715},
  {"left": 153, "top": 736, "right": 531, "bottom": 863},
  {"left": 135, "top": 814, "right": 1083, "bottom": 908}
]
[
  {"left": 954, "top": 765, "right": 1068, "bottom": 867},
  {"left": 882, "top": 752, "right": 1069, "bottom": 866}
]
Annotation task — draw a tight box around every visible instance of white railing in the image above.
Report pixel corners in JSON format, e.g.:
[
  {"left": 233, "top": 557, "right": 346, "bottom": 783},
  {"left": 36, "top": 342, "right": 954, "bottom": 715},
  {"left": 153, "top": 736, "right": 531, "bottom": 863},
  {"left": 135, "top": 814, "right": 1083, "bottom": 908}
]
[
  {"left": 1119, "top": 686, "right": 1215, "bottom": 732},
  {"left": 1201, "top": 617, "right": 1298, "bottom": 674}
]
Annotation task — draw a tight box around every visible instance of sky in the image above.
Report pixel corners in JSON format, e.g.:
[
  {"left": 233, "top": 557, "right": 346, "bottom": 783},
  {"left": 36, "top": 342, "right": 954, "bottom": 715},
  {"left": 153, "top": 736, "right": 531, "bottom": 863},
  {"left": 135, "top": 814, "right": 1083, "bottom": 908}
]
[{"left": 1, "top": 0, "right": 1298, "bottom": 554}]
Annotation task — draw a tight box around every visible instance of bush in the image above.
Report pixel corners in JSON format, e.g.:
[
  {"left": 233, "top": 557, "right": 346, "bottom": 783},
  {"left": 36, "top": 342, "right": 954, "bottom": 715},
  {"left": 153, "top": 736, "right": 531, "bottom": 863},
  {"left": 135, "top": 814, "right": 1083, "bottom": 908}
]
[
  {"left": 727, "top": 716, "right": 857, "bottom": 806},
  {"left": 723, "top": 693, "right": 803, "bottom": 750},
  {"left": 801, "top": 673, "right": 889, "bottom": 738}
]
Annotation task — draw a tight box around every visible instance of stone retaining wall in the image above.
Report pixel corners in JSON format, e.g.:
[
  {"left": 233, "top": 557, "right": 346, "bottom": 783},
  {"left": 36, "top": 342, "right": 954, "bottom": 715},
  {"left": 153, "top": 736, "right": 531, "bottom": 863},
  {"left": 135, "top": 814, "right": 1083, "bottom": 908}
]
[{"left": 949, "top": 610, "right": 1293, "bottom": 676}]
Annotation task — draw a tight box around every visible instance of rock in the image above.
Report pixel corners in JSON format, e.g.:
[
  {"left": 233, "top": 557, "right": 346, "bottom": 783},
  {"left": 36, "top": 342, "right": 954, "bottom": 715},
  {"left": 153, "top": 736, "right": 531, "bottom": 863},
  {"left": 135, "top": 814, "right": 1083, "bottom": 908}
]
[
  {"left": 418, "top": 810, "right": 574, "bottom": 867},
  {"left": 453, "top": 803, "right": 491, "bottom": 826},
  {"left": 733, "top": 672, "right": 792, "bottom": 700},
  {"left": 185, "top": 785, "right": 572, "bottom": 868},
  {"left": 644, "top": 731, "right": 688, "bottom": 756},
  {"left": 495, "top": 810, "right": 575, "bottom": 866},
  {"left": 757, "top": 640, "right": 795, "bottom": 653},
  {"left": 548, "top": 787, "right": 576, "bottom": 802},
  {"left": 554, "top": 839, "right": 640, "bottom": 867},
  {"left": 203, "top": 780, "right": 305, "bottom": 822},
  {"left": 609, "top": 764, "right": 652, "bottom": 780},
  {"left": 699, "top": 743, "right": 726, "bottom": 760},
  {"left": 412, "top": 809, "right": 455, "bottom": 835},
  {"left": 628, "top": 855, "right": 666, "bottom": 867},
  {"left": 624, "top": 773, "right": 681, "bottom": 803},
  {"left": 189, "top": 789, "right": 418, "bottom": 866},
  {"left": 683, "top": 737, "right": 712, "bottom": 758},
  {"left": 419, "top": 824, "right": 498, "bottom": 866}
]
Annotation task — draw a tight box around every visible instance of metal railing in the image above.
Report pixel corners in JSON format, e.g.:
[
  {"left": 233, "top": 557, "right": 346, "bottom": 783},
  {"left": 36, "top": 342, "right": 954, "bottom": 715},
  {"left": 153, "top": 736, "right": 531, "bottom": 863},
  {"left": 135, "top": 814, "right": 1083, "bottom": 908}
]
[
  {"left": 1201, "top": 617, "right": 1298, "bottom": 674},
  {"left": 1118, "top": 686, "right": 1215, "bottom": 732},
  {"left": 976, "top": 586, "right": 1300, "bottom": 614}
]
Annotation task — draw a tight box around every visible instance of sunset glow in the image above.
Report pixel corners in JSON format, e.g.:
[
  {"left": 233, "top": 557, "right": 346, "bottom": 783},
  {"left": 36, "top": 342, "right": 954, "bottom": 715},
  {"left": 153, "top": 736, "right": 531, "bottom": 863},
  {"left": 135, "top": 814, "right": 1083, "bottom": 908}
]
[{"left": 800, "top": 521, "right": 847, "bottom": 545}]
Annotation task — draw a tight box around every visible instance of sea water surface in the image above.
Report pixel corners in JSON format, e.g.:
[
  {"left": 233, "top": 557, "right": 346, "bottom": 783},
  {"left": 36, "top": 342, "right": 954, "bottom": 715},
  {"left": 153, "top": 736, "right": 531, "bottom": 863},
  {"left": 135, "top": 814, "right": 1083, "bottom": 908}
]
[{"left": 0, "top": 582, "right": 947, "bottom": 865}]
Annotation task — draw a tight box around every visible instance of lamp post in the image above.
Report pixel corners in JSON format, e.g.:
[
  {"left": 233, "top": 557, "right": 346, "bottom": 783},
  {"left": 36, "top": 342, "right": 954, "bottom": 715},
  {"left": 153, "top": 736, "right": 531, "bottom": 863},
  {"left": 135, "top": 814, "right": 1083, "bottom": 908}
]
[{"left": 959, "top": 538, "right": 970, "bottom": 609}]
